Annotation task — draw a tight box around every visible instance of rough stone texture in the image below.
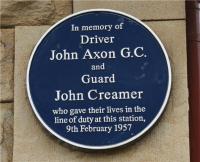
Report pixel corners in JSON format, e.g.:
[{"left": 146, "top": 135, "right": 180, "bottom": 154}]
[
  {"left": 0, "top": 29, "right": 14, "bottom": 102},
  {"left": 0, "top": 103, "right": 14, "bottom": 162},
  {"left": 73, "top": 0, "right": 185, "bottom": 20},
  {"left": 0, "top": 0, "right": 72, "bottom": 26},
  {"left": 13, "top": 20, "right": 189, "bottom": 162}
]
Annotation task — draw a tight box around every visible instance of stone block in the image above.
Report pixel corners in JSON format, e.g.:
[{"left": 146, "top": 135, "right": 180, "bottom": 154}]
[
  {"left": 0, "top": 29, "right": 14, "bottom": 102},
  {"left": 73, "top": 0, "right": 185, "bottom": 20},
  {"left": 0, "top": 0, "right": 72, "bottom": 26},
  {"left": 13, "top": 20, "right": 189, "bottom": 161},
  {"left": 0, "top": 103, "right": 13, "bottom": 162}
]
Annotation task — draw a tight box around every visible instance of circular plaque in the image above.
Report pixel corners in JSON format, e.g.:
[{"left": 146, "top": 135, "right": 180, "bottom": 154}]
[{"left": 27, "top": 9, "right": 171, "bottom": 149}]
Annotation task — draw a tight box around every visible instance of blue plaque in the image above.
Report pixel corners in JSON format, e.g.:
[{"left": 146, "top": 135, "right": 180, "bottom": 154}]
[{"left": 27, "top": 9, "right": 171, "bottom": 149}]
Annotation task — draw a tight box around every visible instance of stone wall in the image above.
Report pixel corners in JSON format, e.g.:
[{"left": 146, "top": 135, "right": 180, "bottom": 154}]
[{"left": 0, "top": 1, "right": 189, "bottom": 162}]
